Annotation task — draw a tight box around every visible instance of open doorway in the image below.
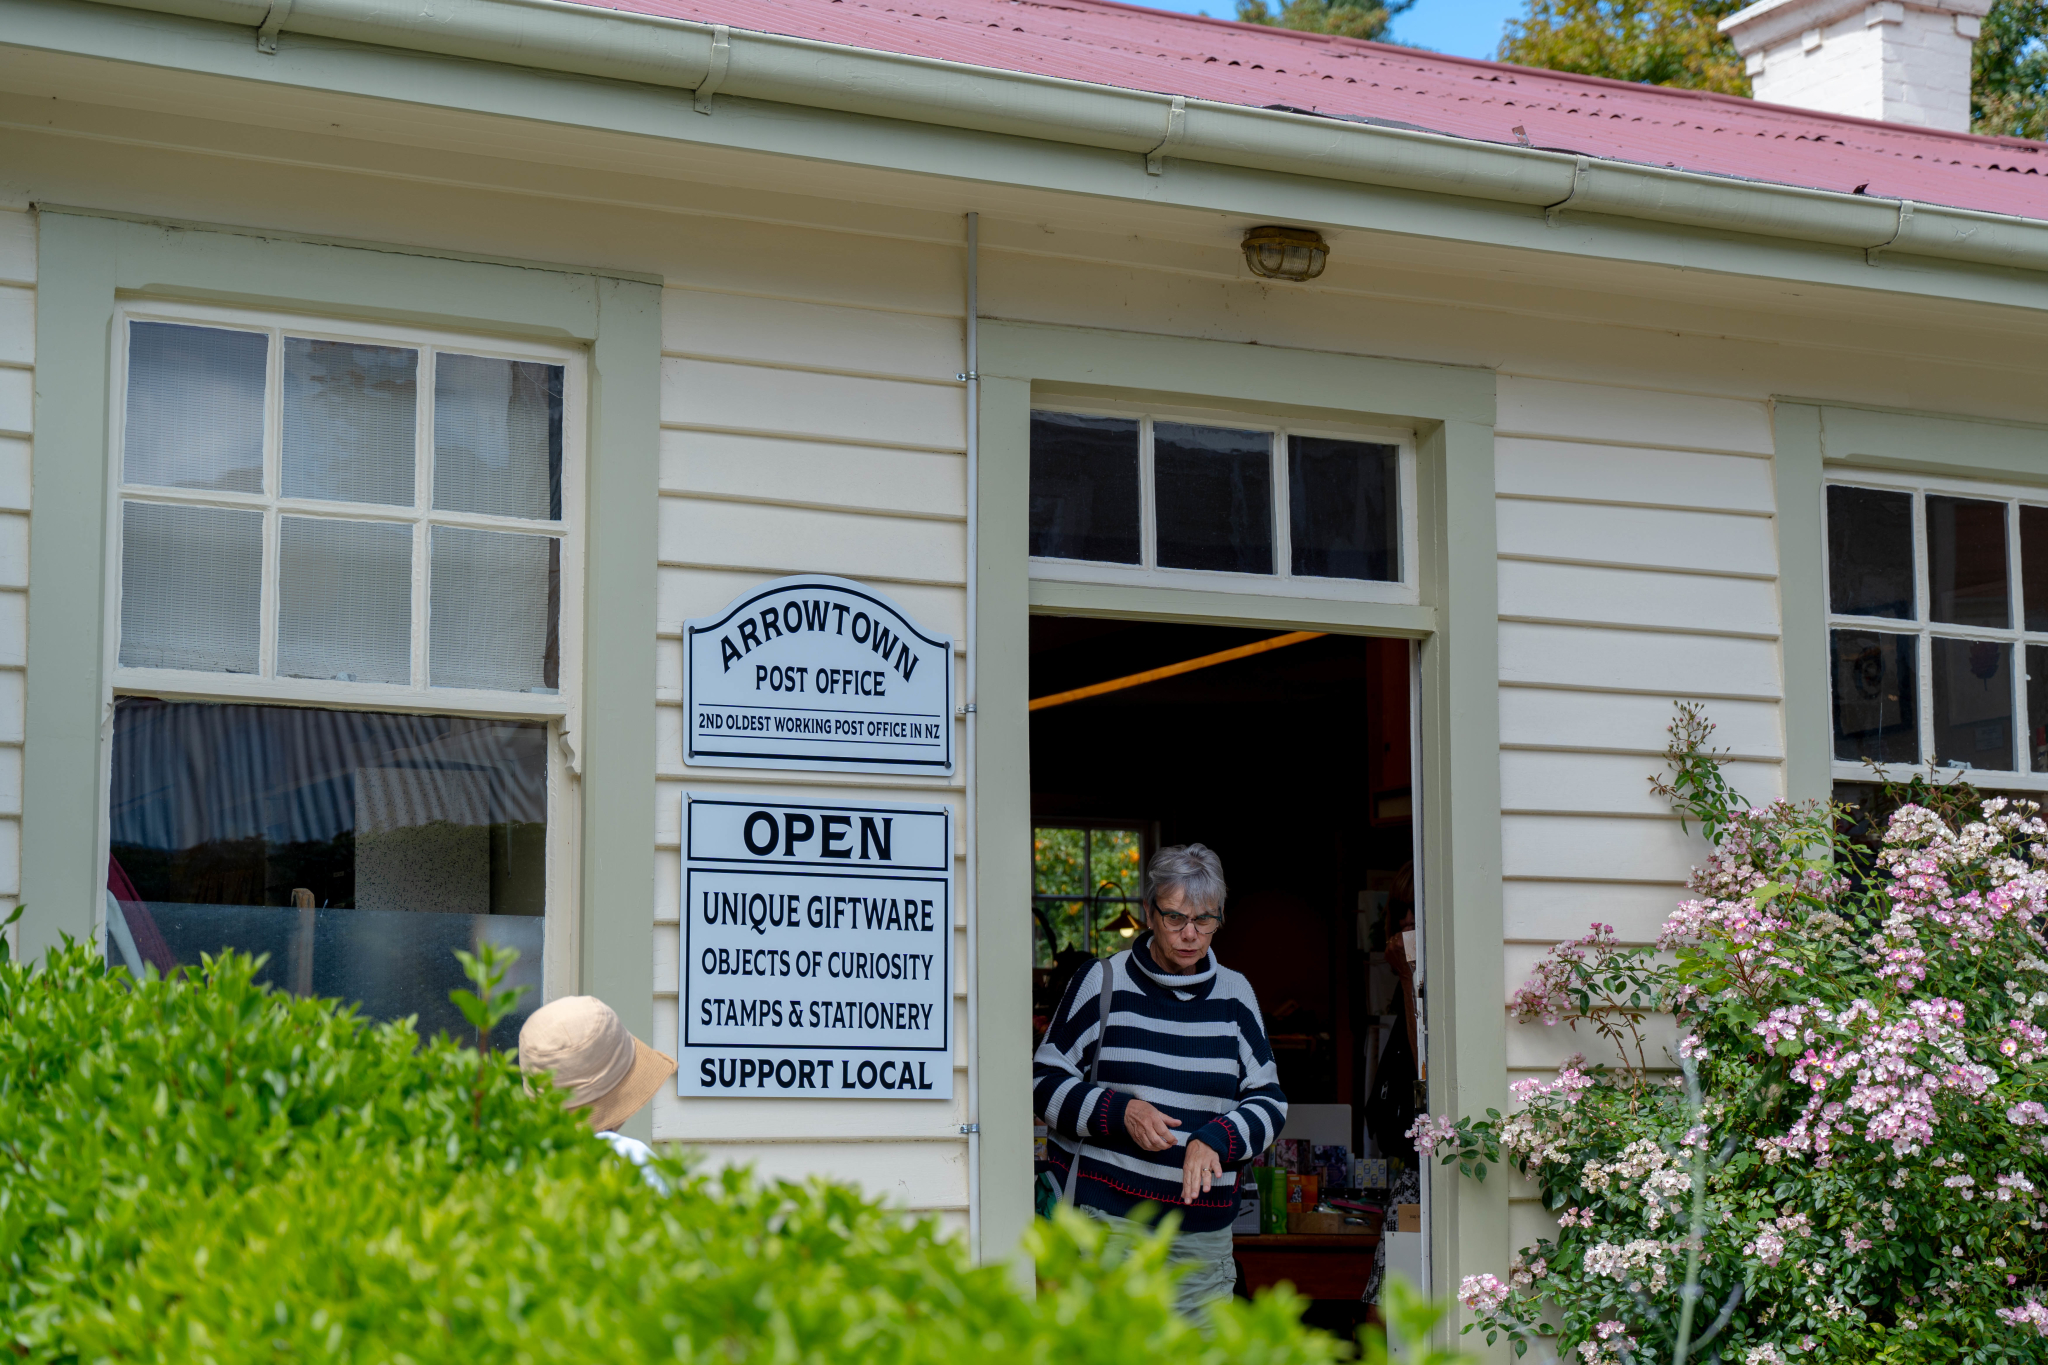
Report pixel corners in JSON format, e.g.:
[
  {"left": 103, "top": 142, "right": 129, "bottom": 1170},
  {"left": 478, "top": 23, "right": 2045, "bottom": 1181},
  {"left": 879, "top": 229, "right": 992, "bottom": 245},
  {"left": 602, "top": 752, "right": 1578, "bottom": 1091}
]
[{"left": 1028, "top": 616, "right": 1423, "bottom": 1326}]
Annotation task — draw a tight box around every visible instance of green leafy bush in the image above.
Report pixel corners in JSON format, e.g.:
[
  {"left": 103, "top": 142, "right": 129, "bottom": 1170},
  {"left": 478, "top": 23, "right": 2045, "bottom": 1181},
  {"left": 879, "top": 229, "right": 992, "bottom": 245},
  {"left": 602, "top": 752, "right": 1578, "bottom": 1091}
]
[{"left": 0, "top": 931, "right": 1344, "bottom": 1362}]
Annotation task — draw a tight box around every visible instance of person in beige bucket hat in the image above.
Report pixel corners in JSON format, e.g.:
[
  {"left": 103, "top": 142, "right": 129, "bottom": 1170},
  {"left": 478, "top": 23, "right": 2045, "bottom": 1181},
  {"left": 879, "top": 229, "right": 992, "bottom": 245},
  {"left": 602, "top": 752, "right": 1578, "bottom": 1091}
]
[{"left": 518, "top": 995, "right": 678, "bottom": 1169}]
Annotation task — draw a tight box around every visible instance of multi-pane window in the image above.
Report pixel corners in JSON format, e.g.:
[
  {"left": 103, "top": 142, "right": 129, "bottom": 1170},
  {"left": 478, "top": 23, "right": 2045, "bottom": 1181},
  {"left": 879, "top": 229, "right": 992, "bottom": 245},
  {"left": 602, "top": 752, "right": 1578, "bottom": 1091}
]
[
  {"left": 116, "top": 308, "right": 571, "bottom": 697},
  {"left": 1028, "top": 406, "right": 1411, "bottom": 595},
  {"left": 104, "top": 305, "right": 580, "bottom": 1043},
  {"left": 1031, "top": 825, "right": 1146, "bottom": 965},
  {"left": 1826, "top": 479, "right": 2048, "bottom": 777}
]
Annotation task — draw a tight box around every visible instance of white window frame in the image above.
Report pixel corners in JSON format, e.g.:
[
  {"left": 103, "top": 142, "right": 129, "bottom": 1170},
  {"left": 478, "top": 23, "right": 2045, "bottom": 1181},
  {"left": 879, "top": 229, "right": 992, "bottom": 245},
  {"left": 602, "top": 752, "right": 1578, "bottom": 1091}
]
[
  {"left": 1825, "top": 469, "right": 2048, "bottom": 790},
  {"left": 99, "top": 299, "right": 586, "bottom": 988},
  {"left": 1026, "top": 394, "right": 1421, "bottom": 606}
]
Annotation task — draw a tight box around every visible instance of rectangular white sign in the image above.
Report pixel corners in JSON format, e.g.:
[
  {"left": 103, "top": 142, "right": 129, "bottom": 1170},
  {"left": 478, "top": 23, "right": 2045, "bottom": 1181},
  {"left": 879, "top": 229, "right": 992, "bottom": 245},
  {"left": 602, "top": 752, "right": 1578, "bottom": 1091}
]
[
  {"left": 684, "top": 575, "right": 955, "bottom": 776},
  {"left": 679, "top": 794, "right": 953, "bottom": 1099}
]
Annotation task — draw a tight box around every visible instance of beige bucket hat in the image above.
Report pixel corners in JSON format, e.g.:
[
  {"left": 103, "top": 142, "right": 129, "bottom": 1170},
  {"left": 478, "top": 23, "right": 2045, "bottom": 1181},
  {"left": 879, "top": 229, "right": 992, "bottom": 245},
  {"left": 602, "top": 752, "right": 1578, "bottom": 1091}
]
[{"left": 517, "top": 996, "right": 678, "bottom": 1135}]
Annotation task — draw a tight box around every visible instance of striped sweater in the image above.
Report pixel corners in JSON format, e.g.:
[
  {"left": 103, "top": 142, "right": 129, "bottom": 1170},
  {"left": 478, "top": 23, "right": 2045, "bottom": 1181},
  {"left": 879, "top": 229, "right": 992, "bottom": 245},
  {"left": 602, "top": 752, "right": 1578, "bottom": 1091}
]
[{"left": 1032, "top": 934, "right": 1287, "bottom": 1232}]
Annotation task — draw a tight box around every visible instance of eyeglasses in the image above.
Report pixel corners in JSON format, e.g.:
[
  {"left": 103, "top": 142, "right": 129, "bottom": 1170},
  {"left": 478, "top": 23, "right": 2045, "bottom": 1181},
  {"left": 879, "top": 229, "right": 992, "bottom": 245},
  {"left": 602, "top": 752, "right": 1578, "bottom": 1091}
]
[{"left": 1154, "top": 907, "right": 1223, "bottom": 936}]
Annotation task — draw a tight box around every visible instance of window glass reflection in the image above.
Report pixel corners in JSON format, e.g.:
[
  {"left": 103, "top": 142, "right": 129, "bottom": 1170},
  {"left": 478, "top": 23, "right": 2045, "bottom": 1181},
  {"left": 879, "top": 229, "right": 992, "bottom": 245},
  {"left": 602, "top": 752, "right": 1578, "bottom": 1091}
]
[
  {"left": 1826, "top": 485, "right": 1914, "bottom": 619},
  {"left": 1154, "top": 422, "right": 1273, "bottom": 575},
  {"left": 106, "top": 699, "right": 546, "bottom": 1046},
  {"left": 123, "top": 322, "right": 268, "bottom": 495},
  {"left": 1927, "top": 495, "right": 2010, "bottom": 628},
  {"left": 1289, "top": 437, "right": 1398, "bottom": 581},
  {"left": 1931, "top": 637, "right": 2014, "bottom": 771},
  {"left": 1831, "top": 629, "right": 1918, "bottom": 764},
  {"left": 2030, "top": 644, "right": 2048, "bottom": 774},
  {"left": 2022, "top": 505, "right": 2048, "bottom": 634},
  {"left": 1028, "top": 412, "right": 1141, "bottom": 564},
  {"left": 281, "top": 338, "right": 418, "bottom": 507}
]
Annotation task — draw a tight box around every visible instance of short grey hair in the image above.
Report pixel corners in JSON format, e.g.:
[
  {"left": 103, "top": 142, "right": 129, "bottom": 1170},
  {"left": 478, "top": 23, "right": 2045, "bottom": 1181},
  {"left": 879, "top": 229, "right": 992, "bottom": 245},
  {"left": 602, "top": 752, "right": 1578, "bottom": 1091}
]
[{"left": 1145, "top": 843, "right": 1228, "bottom": 917}]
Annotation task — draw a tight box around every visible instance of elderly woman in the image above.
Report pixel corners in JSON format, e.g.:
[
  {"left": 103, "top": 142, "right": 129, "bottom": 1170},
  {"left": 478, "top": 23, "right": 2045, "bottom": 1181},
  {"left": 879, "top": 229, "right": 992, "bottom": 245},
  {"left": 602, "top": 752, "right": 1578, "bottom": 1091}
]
[{"left": 1033, "top": 843, "right": 1288, "bottom": 1319}]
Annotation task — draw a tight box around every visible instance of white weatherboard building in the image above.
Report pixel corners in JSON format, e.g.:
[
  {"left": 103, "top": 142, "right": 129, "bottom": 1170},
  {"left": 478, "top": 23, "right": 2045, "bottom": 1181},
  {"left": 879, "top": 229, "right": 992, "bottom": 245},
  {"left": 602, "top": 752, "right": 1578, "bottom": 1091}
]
[{"left": 2, "top": 0, "right": 2047, "bottom": 1348}]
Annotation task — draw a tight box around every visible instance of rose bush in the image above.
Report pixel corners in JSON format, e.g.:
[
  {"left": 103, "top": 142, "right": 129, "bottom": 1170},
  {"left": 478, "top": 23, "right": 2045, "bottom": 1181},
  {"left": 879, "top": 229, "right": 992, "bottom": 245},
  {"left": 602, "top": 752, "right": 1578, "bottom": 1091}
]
[{"left": 1425, "top": 706, "right": 2048, "bottom": 1364}]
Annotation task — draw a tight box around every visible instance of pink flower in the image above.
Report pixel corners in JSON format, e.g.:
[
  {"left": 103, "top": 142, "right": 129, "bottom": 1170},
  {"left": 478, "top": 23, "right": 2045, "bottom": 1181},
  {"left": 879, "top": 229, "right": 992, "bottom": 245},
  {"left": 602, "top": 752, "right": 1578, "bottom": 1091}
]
[
  {"left": 1457, "top": 1272, "right": 1511, "bottom": 1315},
  {"left": 1407, "top": 1114, "right": 1460, "bottom": 1153},
  {"left": 1999, "top": 1298, "right": 2048, "bottom": 1336}
]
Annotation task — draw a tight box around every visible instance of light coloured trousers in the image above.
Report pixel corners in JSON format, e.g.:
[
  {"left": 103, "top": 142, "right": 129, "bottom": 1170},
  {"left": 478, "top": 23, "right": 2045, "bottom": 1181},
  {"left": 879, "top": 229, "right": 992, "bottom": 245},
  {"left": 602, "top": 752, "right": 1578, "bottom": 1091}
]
[{"left": 1081, "top": 1206, "right": 1238, "bottom": 1322}]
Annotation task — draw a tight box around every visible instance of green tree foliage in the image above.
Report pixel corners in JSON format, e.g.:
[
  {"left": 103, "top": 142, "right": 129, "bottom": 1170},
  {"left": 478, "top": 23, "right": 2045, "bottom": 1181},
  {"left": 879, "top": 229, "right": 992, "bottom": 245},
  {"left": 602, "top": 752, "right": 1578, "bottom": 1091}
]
[
  {"left": 0, "top": 928, "right": 1350, "bottom": 1362},
  {"left": 1974, "top": 0, "right": 2048, "bottom": 137},
  {"left": 1497, "top": 0, "right": 1751, "bottom": 94},
  {"left": 1234, "top": 0, "right": 1413, "bottom": 43},
  {"left": 1033, "top": 825, "right": 1145, "bottom": 962}
]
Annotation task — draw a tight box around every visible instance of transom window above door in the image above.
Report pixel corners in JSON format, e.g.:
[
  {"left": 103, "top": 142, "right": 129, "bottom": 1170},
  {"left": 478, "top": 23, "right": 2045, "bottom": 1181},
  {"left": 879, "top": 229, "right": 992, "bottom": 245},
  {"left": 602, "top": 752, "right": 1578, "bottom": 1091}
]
[
  {"left": 1826, "top": 478, "right": 2048, "bottom": 780},
  {"left": 1027, "top": 402, "right": 1417, "bottom": 603},
  {"left": 114, "top": 305, "right": 580, "bottom": 706}
]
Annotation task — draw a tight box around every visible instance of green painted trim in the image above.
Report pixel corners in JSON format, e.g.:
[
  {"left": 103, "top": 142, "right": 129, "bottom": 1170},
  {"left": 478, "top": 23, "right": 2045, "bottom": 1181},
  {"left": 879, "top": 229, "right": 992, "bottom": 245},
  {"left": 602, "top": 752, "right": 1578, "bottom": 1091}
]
[
  {"left": 21, "top": 213, "right": 120, "bottom": 960},
  {"left": 974, "top": 375, "right": 1036, "bottom": 1271},
  {"left": 22, "top": 215, "right": 661, "bottom": 1104},
  {"left": 984, "top": 322, "right": 1497, "bottom": 426},
  {"left": 582, "top": 274, "right": 663, "bottom": 1142},
  {"left": 1815, "top": 403, "right": 2048, "bottom": 487},
  {"left": 1415, "top": 415, "right": 1507, "bottom": 1311},
  {"left": 10, "top": 0, "right": 2048, "bottom": 310},
  {"left": 1773, "top": 397, "right": 2048, "bottom": 805},
  {"left": 36, "top": 203, "right": 665, "bottom": 286},
  {"left": 978, "top": 321, "right": 1503, "bottom": 1299},
  {"left": 1029, "top": 581, "right": 1435, "bottom": 638},
  {"left": 1772, "top": 404, "right": 1831, "bottom": 806}
]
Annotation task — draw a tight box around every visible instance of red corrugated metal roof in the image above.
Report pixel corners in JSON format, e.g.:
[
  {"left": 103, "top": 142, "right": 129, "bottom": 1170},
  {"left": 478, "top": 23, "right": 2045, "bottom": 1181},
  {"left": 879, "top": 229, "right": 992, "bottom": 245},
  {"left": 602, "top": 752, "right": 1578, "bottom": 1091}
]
[{"left": 563, "top": 0, "right": 2048, "bottom": 220}]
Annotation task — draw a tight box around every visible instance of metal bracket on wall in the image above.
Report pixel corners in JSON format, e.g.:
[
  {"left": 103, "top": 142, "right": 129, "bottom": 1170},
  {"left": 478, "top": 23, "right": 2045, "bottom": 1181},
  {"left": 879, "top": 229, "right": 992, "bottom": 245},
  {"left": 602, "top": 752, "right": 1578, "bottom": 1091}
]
[
  {"left": 959, "top": 1123, "right": 980, "bottom": 1134},
  {"left": 254, "top": 0, "right": 293, "bottom": 53},
  {"left": 694, "top": 26, "right": 731, "bottom": 114}
]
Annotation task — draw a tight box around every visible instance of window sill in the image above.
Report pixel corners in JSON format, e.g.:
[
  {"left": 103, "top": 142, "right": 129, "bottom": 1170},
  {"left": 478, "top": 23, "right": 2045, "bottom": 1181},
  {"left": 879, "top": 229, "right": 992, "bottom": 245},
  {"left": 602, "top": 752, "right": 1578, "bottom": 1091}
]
[
  {"left": 112, "top": 668, "right": 571, "bottom": 720},
  {"left": 1831, "top": 761, "right": 2048, "bottom": 794},
  {"left": 1028, "top": 556, "right": 1419, "bottom": 607}
]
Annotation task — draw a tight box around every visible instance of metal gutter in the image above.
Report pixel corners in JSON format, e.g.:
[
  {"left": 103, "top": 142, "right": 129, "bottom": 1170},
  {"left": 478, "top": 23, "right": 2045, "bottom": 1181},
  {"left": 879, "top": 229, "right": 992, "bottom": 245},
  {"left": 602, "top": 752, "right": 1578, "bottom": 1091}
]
[{"left": 64, "top": 0, "right": 2048, "bottom": 274}]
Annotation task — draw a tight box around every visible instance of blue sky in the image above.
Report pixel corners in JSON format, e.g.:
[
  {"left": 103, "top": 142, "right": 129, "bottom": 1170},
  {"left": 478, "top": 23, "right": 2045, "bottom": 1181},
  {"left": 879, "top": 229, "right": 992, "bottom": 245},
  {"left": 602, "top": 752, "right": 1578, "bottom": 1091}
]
[{"left": 1135, "top": 0, "right": 1526, "bottom": 60}]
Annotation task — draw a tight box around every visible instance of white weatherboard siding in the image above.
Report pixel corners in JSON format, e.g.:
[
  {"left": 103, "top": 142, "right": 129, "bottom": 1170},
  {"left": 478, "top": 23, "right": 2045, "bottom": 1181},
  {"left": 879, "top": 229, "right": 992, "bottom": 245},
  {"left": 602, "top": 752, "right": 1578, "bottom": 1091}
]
[
  {"left": 656, "top": 276, "right": 972, "bottom": 1229},
  {"left": 1495, "top": 376, "right": 1784, "bottom": 1241},
  {"left": 0, "top": 208, "right": 26, "bottom": 958}
]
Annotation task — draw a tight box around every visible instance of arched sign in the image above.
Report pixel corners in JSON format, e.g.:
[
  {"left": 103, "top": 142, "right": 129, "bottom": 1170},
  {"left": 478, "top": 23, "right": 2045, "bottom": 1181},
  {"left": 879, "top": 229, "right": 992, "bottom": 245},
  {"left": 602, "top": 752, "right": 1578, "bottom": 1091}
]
[{"left": 683, "top": 575, "right": 955, "bottom": 776}]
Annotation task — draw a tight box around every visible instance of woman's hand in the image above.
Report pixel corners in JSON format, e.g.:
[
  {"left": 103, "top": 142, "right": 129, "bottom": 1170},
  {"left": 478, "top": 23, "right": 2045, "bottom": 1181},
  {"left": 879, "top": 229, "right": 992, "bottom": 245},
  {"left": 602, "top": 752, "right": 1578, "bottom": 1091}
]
[
  {"left": 1181, "top": 1138, "right": 1221, "bottom": 1203},
  {"left": 1123, "top": 1097, "right": 1182, "bottom": 1151}
]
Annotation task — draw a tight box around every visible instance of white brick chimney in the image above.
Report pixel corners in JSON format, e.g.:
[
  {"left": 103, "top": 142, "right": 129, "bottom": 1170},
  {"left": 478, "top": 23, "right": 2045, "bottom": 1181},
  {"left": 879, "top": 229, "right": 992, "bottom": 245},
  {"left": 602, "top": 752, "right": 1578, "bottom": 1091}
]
[{"left": 1720, "top": 0, "right": 1992, "bottom": 131}]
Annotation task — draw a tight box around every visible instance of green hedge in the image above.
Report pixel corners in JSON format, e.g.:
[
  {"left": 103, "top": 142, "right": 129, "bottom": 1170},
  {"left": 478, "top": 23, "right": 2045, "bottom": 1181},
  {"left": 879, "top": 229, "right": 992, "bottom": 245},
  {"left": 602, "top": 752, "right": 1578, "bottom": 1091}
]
[{"left": 0, "top": 937, "right": 1344, "bottom": 1363}]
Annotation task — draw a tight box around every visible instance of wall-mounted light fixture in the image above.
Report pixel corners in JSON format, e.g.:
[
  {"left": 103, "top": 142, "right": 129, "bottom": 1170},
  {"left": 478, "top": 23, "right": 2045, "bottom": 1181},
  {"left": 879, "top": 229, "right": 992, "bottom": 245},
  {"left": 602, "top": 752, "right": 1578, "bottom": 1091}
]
[{"left": 1241, "top": 225, "right": 1329, "bottom": 281}]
